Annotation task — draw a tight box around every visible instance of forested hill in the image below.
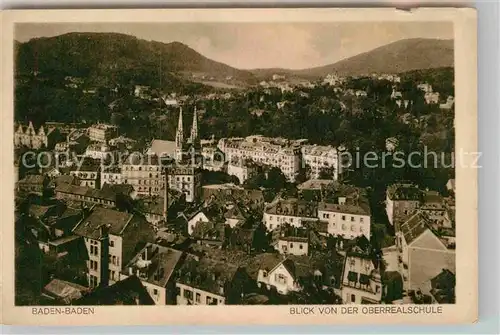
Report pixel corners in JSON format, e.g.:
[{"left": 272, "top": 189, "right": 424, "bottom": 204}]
[{"left": 15, "top": 32, "right": 257, "bottom": 87}]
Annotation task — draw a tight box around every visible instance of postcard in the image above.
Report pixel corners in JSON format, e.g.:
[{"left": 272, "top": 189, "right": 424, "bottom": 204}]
[{"left": 1, "top": 8, "right": 477, "bottom": 325}]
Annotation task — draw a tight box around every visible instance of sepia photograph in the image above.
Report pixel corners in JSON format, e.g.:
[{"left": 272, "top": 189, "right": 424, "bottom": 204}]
[{"left": 1, "top": 8, "right": 477, "bottom": 325}]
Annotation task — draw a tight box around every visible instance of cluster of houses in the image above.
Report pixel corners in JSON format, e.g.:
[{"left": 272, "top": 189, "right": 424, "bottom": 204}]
[{"left": 15, "top": 99, "right": 455, "bottom": 305}]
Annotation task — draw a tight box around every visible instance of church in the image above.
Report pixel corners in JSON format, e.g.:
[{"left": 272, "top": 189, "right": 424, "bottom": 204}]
[{"left": 165, "top": 107, "right": 203, "bottom": 203}]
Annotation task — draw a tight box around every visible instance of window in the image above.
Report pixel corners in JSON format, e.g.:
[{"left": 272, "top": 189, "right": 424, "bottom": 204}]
[
  {"left": 206, "top": 296, "right": 212, "bottom": 305},
  {"left": 351, "top": 294, "right": 356, "bottom": 303},
  {"left": 153, "top": 289, "right": 158, "bottom": 296},
  {"left": 299, "top": 244, "right": 303, "bottom": 250},
  {"left": 262, "top": 271, "right": 268, "bottom": 278},
  {"left": 323, "top": 213, "right": 330, "bottom": 219},
  {"left": 290, "top": 243, "right": 294, "bottom": 248},
  {"left": 342, "top": 215, "right": 346, "bottom": 221},
  {"left": 112, "top": 256, "right": 116, "bottom": 265},
  {"left": 351, "top": 216, "right": 355, "bottom": 222},
  {"left": 196, "top": 293, "right": 201, "bottom": 303},
  {"left": 360, "top": 217, "right": 364, "bottom": 223},
  {"left": 269, "top": 224, "right": 273, "bottom": 230},
  {"left": 269, "top": 216, "right": 273, "bottom": 221},
  {"left": 376, "top": 286, "right": 380, "bottom": 293},
  {"left": 183, "top": 289, "right": 193, "bottom": 300},
  {"left": 276, "top": 273, "right": 287, "bottom": 285},
  {"left": 213, "top": 299, "right": 218, "bottom": 305},
  {"left": 110, "top": 240, "right": 114, "bottom": 247},
  {"left": 176, "top": 287, "right": 181, "bottom": 296},
  {"left": 351, "top": 225, "right": 356, "bottom": 232}
]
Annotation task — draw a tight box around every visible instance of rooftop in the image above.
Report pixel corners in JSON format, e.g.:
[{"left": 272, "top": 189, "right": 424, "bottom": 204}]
[
  {"left": 73, "top": 207, "right": 134, "bottom": 239},
  {"left": 265, "top": 198, "right": 318, "bottom": 218},
  {"left": 125, "top": 243, "right": 184, "bottom": 287},
  {"left": 55, "top": 182, "right": 117, "bottom": 202},
  {"left": 387, "top": 184, "right": 422, "bottom": 201}
]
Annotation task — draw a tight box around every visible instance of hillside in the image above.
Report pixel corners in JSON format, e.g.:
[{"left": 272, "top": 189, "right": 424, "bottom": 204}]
[
  {"left": 15, "top": 32, "right": 257, "bottom": 87},
  {"left": 295, "top": 38, "right": 454, "bottom": 77}
]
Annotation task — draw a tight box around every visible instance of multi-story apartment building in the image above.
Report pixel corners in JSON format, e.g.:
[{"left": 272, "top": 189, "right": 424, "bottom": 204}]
[
  {"left": 167, "top": 166, "right": 202, "bottom": 203},
  {"left": 227, "top": 158, "right": 260, "bottom": 184},
  {"left": 121, "top": 154, "right": 163, "bottom": 196},
  {"left": 69, "top": 159, "right": 101, "bottom": 189},
  {"left": 301, "top": 144, "right": 340, "bottom": 180},
  {"left": 263, "top": 199, "right": 318, "bottom": 231},
  {"left": 341, "top": 244, "right": 382, "bottom": 304},
  {"left": 72, "top": 207, "right": 155, "bottom": 288},
  {"left": 88, "top": 124, "right": 118, "bottom": 143},
  {"left": 219, "top": 135, "right": 301, "bottom": 182},
  {"left": 101, "top": 167, "right": 123, "bottom": 186},
  {"left": 318, "top": 201, "right": 371, "bottom": 240},
  {"left": 84, "top": 143, "right": 117, "bottom": 161}
]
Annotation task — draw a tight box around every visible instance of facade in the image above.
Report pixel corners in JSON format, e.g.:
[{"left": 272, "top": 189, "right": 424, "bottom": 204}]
[
  {"left": 175, "top": 256, "right": 247, "bottom": 305},
  {"left": 121, "top": 243, "right": 184, "bottom": 305},
  {"left": 14, "top": 122, "right": 60, "bottom": 149},
  {"left": 219, "top": 136, "right": 301, "bottom": 182},
  {"left": 17, "top": 174, "right": 48, "bottom": 194},
  {"left": 227, "top": 158, "right": 260, "bottom": 184},
  {"left": 70, "top": 161, "right": 101, "bottom": 189},
  {"left": 88, "top": 124, "right": 118, "bottom": 143},
  {"left": 341, "top": 248, "right": 382, "bottom": 304},
  {"left": 72, "top": 207, "right": 155, "bottom": 287},
  {"left": 318, "top": 201, "right": 371, "bottom": 240},
  {"left": 167, "top": 166, "right": 202, "bottom": 203},
  {"left": 386, "top": 184, "right": 422, "bottom": 227},
  {"left": 121, "top": 154, "right": 162, "bottom": 196},
  {"left": 263, "top": 199, "right": 318, "bottom": 231},
  {"left": 54, "top": 183, "right": 118, "bottom": 208},
  {"left": 275, "top": 236, "right": 309, "bottom": 256},
  {"left": 84, "top": 143, "right": 117, "bottom": 161},
  {"left": 101, "top": 167, "right": 123, "bottom": 186},
  {"left": 396, "top": 212, "right": 456, "bottom": 294},
  {"left": 302, "top": 144, "right": 340, "bottom": 180}
]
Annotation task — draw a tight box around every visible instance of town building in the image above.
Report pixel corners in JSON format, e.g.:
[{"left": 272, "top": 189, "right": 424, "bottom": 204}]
[
  {"left": 121, "top": 154, "right": 162, "bottom": 196},
  {"left": 14, "top": 122, "right": 61, "bottom": 149},
  {"left": 84, "top": 143, "right": 117, "bottom": 161},
  {"left": 301, "top": 144, "right": 341, "bottom": 180},
  {"left": 72, "top": 206, "right": 155, "bottom": 287},
  {"left": 263, "top": 198, "right": 318, "bottom": 231},
  {"left": 69, "top": 159, "right": 101, "bottom": 189},
  {"left": 273, "top": 226, "right": 309, "bottom": 256},
  {"left": 340, "top": 239, "right": 383, "bottom": 304},
  {"left": 16, "top": 174, "right": 48, "bottom": 195},
  {"left": 440, "top": 96, "right": 455, "bottom": 110},
  {"left": 167, "top": 166, "right": 202, "bottom": 203},
  {"left": 395, "top": 212, "right": 456, "bottom": 294},
  {"left": 120, "top": 243, "right": 184, "bottom": 305},
  {"left": 174, "top": 256, "right": 248, "bottom": 305},
  {"left": 54, "top": 183, "right": 118, "bottom": 208},
  {"left": 88, "top": 124, "right": 118, "bottom": 143},
  {"left": 219, "top": 136, "right": 301, "bottom": 182},
  {"left": 227, "top": 157, "right": 260, "bottom": 184},
  {"left": 386, "top": 183, "right": 422, "bottom": 227},
  {"left": 101, "top": 167, "right": 123, "bottom": 186}
]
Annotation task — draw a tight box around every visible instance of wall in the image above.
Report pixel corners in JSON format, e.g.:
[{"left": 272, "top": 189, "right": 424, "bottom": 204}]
[
  {"left": 318, "top": 210, "right": 371, "bottom": 239},
  {"left": 176, "top": 283, "right": 225, "bottom": 305}
]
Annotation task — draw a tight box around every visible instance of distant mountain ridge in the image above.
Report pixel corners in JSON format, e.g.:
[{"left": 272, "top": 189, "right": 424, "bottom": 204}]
[
  {"left": 16, "top": 33, "right": 453, "bottom": 87},
  {"left": 250, "top": 38, "right": 454, "bottom": 79}
]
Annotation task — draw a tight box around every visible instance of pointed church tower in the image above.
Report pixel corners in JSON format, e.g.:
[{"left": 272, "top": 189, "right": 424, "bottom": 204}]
[
  {"left": 189, "top": 106, "right": 199, "bottom": 144},
  {"left": 175, "top": 108, "right": 184, "bottom": 162}
]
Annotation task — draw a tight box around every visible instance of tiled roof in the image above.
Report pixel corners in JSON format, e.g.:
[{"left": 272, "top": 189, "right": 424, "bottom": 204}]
[
  {"left": 125, "top": 243, "right": 183, "bottom": 287},
  {"left": 55, "top": 183, "right": 117, "bottom": 202},
  {"left": 174, "top": 256, "right": 240, "bottom": 296},
  {"left": 73, "top": 207, "right": 133, "bottom": 239},
  {"left": 318, "top": 201, "right": 370, "bottom": 216},
  {"left": 398, "top": 212, "right": 430, "bottom": 244},
  {"left": 19, "top": 174, "right": 46, "bottom": 184}
]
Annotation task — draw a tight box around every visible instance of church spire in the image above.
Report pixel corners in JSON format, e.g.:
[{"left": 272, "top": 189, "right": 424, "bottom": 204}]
[
  {"left": 175, "top": 107, "right": 184, "bottom": 148},
  {"left": 190, "top": 106, "right": 199, "bottom": 143}
]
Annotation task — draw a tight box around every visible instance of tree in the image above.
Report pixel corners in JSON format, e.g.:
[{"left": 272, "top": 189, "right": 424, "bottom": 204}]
[{"left": 265, "top": 167, "right": 287, "bottom": 191}]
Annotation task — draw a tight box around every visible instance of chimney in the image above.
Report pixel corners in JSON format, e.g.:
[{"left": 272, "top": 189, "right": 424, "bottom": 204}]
[{"left": 99, "top": 224, "right": 110, "bottom": 238}]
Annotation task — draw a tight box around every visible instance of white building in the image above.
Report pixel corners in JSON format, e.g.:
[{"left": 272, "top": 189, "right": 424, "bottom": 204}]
[
  {"left": 72, "top": 207, "right": 155, "bottom": 288},
  {"left": 84, "top": 143, "right": 117, "bottom": 161},
  {"left": 318, "top": 201, "right": 371, "bottom": 240},
  {"left": 121, "top": 154, "right": 163, "bottom": 196},
  {"left": 341, "top": 246, "right": 382, "bottom": 304},
  {"left": 227, "top": 158, "right": 260, "bottom": 184},
  {"left": 263, "top": 199, "right": 318, "bottom": 231},
  {"left": 219, "top": 136, "right": 301, "bottom": 182},
  {"left": 101, "top": 167, "right": 123, "bottom": 186},
  {"left": 301, "top": 145, "right": 340, "bottom": 180},
  {"left": 88, "top": 124, "right": 118, "bottom": 143},
  {"left": 120, "top": 243, "right": 183, "bottom": 305}
]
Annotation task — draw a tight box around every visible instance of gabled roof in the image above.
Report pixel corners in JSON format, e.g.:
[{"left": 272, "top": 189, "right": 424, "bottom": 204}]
[
  {"left": 265, "top": 198, "right": 317, "bottom": 218},
  {"left": 398, "top": 212, "right": 430, "bottom": 245},
  {"left": 72, "top": 207, "right": 134, "bottom": 239},
  {"left": 124, "top": 243, "right": 184, "bottom": 287}
]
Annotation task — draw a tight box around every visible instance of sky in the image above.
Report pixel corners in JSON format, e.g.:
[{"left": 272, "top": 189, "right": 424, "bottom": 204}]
[{"left": 15, "top": 22, "right": 453, "bottom": 70}]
